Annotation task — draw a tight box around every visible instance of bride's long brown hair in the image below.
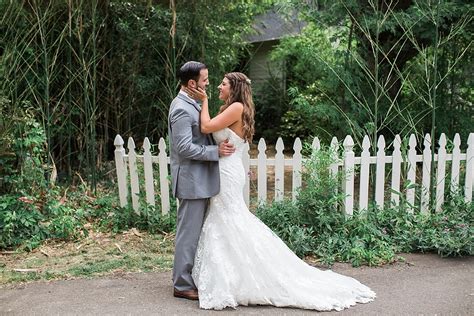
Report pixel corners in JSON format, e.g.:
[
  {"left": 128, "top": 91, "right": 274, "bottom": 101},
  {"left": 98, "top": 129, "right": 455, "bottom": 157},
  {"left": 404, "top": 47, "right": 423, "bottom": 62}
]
[{"left": 219, "top": 72, "right": 255, "bottom": 142}]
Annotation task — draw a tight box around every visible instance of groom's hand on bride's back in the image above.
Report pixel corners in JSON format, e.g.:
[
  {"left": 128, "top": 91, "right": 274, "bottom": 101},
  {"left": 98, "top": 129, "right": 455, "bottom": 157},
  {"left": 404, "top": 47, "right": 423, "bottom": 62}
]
[{"left": 218, "top": 139, "right": 235, "bottom": 157}]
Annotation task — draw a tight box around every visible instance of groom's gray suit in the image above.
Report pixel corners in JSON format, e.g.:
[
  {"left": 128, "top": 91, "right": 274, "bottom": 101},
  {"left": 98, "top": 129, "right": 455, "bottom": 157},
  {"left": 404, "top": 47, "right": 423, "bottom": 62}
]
[{"left": 168, "top": 91, "right": 220, "bottom": 291}]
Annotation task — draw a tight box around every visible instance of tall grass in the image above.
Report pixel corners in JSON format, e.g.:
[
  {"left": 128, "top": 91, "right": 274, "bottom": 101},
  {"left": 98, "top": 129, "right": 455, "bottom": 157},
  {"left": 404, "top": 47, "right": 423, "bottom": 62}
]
[
  {"left": 2, "top": 0, "right": 258, "bottom": 190},
  {"left": 2, "top": 0, "right": 104, "bottom": 188}
]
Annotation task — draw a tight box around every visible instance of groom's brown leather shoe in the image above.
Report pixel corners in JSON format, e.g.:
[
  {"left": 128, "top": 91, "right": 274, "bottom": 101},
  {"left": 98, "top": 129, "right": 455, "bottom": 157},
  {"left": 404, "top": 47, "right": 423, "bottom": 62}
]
[{"left": 173, "top": 288, "right": 199, "bottom": 301}]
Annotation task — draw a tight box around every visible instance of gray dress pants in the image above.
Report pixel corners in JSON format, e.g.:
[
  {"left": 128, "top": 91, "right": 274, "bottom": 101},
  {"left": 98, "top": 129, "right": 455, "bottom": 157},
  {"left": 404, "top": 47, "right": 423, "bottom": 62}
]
[{"left": 172, "top": 198, "right": 208, "bottom": 291}]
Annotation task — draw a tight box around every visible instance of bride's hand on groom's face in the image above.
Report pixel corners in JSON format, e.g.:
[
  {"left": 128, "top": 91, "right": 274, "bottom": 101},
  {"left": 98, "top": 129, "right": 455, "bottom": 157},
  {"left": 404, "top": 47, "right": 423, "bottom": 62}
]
[
  {"left": 218, "top": 139, "right": 235, "bottom": 157},
  {"left": 185, "top": 86, "right": 207, "bottom": 102}
]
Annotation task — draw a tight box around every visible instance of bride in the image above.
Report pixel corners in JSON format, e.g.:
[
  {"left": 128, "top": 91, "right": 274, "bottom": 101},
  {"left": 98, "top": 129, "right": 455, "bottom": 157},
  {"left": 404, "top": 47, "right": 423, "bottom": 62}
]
[{"left": 185, "top": 72, "right": 376, "bottom": 311}]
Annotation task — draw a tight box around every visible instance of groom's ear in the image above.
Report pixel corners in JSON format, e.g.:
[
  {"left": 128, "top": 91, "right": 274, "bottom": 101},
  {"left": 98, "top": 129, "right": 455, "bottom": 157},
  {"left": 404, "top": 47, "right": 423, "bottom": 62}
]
[{"left": 188, "top": 79, "right": 197, "bottom": 88}]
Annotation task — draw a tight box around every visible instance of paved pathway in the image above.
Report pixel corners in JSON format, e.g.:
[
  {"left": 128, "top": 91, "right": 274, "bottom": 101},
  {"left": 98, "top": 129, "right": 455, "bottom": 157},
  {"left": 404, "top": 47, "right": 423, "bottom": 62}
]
[{"left": 1, "top": 253, "right": 472, "bottom": 315}]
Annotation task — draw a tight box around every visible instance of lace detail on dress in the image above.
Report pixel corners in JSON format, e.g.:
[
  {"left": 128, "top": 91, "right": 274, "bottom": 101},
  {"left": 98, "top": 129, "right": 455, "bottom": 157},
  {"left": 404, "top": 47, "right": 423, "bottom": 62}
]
[{"left": 192, "top": 128, "right": 375, "bottom": 311}]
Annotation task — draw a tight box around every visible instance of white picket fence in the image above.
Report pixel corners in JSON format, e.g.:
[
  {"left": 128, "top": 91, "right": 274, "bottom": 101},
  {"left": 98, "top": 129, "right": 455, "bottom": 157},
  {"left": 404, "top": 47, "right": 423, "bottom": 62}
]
[{"left": 114, "top": 132, "right": 474, "bottom": 215}]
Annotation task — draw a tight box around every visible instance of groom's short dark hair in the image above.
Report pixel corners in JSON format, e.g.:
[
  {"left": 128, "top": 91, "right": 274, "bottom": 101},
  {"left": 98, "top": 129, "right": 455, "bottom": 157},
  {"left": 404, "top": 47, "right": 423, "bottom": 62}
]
[{"left": 178, "top": 61, "right": 207, "bottom": 86}]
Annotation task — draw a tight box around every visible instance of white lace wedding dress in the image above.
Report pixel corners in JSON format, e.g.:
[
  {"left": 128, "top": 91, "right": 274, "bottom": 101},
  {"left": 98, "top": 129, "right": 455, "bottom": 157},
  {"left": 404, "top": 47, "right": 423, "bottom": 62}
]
[{"left": 192, "top": 128, "right": 376, "bottom": 311}]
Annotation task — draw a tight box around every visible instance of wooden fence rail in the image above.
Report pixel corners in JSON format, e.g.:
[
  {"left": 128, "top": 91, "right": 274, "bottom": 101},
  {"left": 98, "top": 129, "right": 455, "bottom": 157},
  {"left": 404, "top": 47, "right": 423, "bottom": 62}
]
[{"left": 114, "top": 132, "right": 474, "bottom": 215}]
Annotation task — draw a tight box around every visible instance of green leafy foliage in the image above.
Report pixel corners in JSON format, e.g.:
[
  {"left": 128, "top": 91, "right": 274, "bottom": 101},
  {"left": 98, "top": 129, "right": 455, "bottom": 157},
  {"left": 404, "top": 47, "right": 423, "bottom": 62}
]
[
  {"left": 270, "top": 0, "right": 473, "bottom": 146},
  {"left": 0, "top": 93, "right": 176, "bottom": 250},
  {"left": 45, "top": 201, "right": 87, "bottom": 241},
  {"left": 0, "top": 187, "right": 177, "bottom": 251},
  {"left": 0, "top": 192, "right": 90, "bottom": 250},
  {"left": 267, "top": 24, "right": 356, "bottom": 143},
  {"left": 415, "top": 193, "right": 473, "bottom": 257},
  {"left": 253, "top": 76, "right": 289, "bottom": 143},
  {"left": 0, "top": 98, "right": 48, "bottom": 195},
  {"left": 257, "top": 147, "right": 473, "bottom": 266},
  {"left": 100, "top": 203, "right": 177, "bottom": 236},
  {"left": 0, "top": 195, "right": 47, "bottom": 250}
]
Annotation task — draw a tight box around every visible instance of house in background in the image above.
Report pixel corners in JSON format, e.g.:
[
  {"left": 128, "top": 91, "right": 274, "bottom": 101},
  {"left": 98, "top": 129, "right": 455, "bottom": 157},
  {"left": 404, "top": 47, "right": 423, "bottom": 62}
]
[
  {"left": 244, "top": 9, "right": 306, "bottom": 92},
  {"left": 242, "top": 9, "right": 306, "bottom": 142}
]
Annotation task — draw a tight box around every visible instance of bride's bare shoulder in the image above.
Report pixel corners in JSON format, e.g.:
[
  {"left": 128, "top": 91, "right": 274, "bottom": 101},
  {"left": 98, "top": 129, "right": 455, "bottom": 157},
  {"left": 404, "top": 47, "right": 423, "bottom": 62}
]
[
  {"left": 219, "top": 102, "right": 243, "bottom": 114},
  {"left": 228, "top": 102, "right": 244, "bottom": 112}
]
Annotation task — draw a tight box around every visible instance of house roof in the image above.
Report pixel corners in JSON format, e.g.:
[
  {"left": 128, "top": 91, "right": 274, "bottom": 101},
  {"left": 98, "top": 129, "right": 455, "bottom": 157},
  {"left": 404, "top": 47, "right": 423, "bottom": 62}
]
[{"left": 245, "top": 9, "right": 306, "bottom": 43}]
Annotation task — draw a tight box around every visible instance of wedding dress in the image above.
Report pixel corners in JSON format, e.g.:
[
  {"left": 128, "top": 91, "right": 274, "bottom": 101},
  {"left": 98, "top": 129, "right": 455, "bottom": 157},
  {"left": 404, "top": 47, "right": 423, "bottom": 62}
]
[{"left": 192, "top": 128, "right": 376, "bottom": 311}]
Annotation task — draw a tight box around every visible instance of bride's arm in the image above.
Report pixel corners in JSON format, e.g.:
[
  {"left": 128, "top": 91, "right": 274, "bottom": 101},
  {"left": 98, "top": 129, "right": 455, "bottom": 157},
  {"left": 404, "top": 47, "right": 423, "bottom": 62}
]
[
  {"left": 200, "top": 97, "right": 243, "bottom": 134},
  {"left": 186, "top": 87, "right": 242, "bottom": 134}
]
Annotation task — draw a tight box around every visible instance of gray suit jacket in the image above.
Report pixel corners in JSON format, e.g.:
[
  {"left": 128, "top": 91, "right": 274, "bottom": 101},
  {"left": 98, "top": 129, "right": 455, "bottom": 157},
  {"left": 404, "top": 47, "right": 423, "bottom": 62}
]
[{"left": 168, "top": 92, "right": 220, "bottom": 199}]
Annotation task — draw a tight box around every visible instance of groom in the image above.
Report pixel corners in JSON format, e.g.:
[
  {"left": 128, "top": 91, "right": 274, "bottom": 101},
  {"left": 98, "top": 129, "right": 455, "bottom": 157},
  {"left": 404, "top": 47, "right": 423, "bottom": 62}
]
[{"left": 168, "top": 61, "right": 234, "bottom": 300}]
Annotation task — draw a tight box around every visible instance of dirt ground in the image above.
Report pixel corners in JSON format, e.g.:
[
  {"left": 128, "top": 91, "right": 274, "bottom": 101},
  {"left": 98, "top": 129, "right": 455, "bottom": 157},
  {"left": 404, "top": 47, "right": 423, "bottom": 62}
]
[{"left": 0, "top": 230, "right": 175, "bottom": 285}]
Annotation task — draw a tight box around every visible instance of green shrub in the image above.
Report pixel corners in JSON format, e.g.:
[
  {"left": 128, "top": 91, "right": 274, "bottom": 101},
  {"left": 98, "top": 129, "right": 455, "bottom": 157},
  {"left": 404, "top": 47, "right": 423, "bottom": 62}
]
[
  {"left": 0, "top": 177, "right": 178, "bottom": 250},
  {"left": 256, "top": 147, "right": 473, "bottom": 266},
  {"left": 44, "top": 201, "right": 87, "bottom": 241},
  {"left": 94, "top": 197, "right": 177, "bottom": 235},
  {"left": 257, "top": 201, "right": 315, "bottom": 258},
  {"left": 284, "top": 225, "right": 316, "bottom": 258},
  {"left": 0, "top": 99, "right": 48, "bottom": 196},
  {"left": 416, "top": 194, "right": 473, "bottom": 257},
  {"left": 0, "top": 193, "right": 90, "bottom": 250},
  {"left": 296, "top": 145, "right": 346, "bottom": 232},
  {"left": 342, "top": 210, "right": 396, "bottom": 266},
  {"left": 256, "top": 201, "right": 299, "bottom": 237},
  {"left": 0, "top": 195, "right": 47, "bottom": 249},
  {"left": 253, "top": 77, "right": 289, "bottom": 143}
]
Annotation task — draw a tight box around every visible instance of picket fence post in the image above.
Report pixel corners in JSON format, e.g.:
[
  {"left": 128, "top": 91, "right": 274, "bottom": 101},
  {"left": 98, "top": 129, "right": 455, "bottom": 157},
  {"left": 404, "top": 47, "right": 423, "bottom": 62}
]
[
  {"left": 465, "top": 133, "right": 474, "bottom": 202},
  {"left": 143, "top": 138, "right": 155, "bottom": 207},
  {"left": 275, "top": 137, "right": 285, "bottom": 201},
  {"left": 359, "top": 136, "right": 370, "bottom": 210},
  {"left": 114, "top": 135, "right": 128, "bottom": 207},
  {"left": 312, "top": 137, "right": 320, "bottom": 152},
  {"left": 158, "top": 138, "right": 170, "bottom": 214},
  {"left": 406, "top": 134, "right": 417, "bottom": 210},
  {"left": 343, "top": 135, "right": 355, "bottom": 215},
  {"left": 450, "top": 134, "right": 461, "bottom": 193},
  {"left": 421, "top": 134, "right": 432, "bottom": 214},
  {"left": 391, "top": 135, "right": 402, "bottom": 206},
  {"left": 329, "top": 137, "right": 339, "bottom": 211},
  {"left": 127, "top": 137, "right": 140, "bottom": 212},
  {"left": 311, "top": 137, "right": 320, "bottom": 182},
  {"left": 375, "top": 136, "right": 386, "bottom": 209},
  {"left": 329, "top": 137, "right": 339, "bottom": 177},
  {"left": 292, "top": 138, "right": 302, "bottom": 200},
  {"left": 435, "top": 134, "right": 447, "bottom": 212},
  {"left": 257, "top": 138, "right": 267, "bottom": 203}
]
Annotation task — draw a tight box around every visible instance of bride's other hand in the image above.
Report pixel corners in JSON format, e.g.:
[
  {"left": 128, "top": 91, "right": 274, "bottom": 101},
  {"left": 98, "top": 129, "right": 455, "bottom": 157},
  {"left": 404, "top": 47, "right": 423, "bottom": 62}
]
[
  {"left": 218, "top": 139, "right": 235, "bottom": 157},
  {"left": 184, "top": 87, "right": 208, "bottom": 102}
]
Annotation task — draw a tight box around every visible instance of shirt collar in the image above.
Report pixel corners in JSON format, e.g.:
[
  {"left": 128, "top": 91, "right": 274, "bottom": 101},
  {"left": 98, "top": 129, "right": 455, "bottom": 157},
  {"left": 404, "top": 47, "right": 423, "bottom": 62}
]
[{"left": 179, "top": 90, "right": 201, "bottom": 106}]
